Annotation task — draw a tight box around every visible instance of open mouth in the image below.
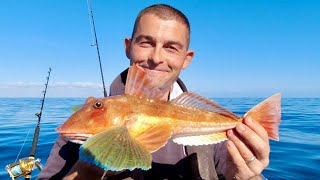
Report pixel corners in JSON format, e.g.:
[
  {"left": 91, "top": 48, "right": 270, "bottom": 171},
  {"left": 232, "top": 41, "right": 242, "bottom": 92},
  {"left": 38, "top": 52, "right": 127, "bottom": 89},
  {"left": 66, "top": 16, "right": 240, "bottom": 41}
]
[{"left": 59, "top": 133, "right": 93, "bottom": 144}]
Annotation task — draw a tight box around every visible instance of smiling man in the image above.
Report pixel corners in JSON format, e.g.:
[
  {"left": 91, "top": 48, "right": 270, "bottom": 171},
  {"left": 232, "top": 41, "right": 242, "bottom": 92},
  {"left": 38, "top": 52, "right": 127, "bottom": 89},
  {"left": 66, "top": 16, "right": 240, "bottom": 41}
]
[
  {"left": 38, "top": 4, "right": 269, "bottom": 180},
  {"left": 125, "top": 12, "right": 194, "bottom": 94}
]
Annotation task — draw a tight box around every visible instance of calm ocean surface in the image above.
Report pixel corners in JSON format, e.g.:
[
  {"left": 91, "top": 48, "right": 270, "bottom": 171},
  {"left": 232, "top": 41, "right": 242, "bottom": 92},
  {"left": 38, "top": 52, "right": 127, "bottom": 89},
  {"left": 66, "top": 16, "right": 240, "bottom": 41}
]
[{"left": 0, "top": 97, "right": 319, "bottom": 179}]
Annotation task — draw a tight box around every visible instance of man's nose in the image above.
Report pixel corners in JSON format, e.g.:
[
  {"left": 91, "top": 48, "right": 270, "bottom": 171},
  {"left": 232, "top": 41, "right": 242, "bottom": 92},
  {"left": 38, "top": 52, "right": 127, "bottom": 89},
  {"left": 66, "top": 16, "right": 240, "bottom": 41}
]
[{"left": 149, "top": 46, "right": 164, "bottom": 64}]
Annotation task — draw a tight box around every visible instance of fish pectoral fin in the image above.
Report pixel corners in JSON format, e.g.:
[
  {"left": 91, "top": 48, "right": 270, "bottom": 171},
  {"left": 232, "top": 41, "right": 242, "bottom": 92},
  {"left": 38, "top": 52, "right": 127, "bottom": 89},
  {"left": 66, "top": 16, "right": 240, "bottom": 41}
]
[
  {"left": 125, "top": 64, "right": 170, "bottom": 99},
  {"left": 173, "top": 132, "right": 228, "bottom": 146},
  {"left": 133, "top": 124, "right": 173, "bottom": 153},
  {"left": 79, "top": 127, "right": 152, "bottom": 171}
]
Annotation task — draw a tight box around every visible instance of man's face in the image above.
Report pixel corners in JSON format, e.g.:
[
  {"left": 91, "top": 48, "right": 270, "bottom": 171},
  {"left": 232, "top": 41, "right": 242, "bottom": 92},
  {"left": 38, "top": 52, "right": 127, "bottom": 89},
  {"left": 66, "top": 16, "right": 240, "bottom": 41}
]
[{"left": 125, "top": 14, "right": 194, "bottom": 90}]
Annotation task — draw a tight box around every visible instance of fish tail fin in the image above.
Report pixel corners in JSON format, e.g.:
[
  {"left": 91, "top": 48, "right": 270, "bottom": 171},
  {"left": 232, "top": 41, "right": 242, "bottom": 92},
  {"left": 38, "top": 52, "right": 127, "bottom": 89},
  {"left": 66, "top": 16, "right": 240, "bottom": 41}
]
[
  {"left": 244, "top": 93, "right": 281, "bottom": 141},
  {"left": 80, "top": 127, "right": 152, "bottom": 171}
]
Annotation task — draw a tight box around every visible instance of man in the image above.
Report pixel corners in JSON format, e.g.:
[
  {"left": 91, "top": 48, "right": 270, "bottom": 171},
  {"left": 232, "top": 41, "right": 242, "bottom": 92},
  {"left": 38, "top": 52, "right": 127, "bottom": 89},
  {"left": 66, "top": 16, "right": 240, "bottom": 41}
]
[{"left": 38, "top": 4, "right": 269, "bottom": 180}]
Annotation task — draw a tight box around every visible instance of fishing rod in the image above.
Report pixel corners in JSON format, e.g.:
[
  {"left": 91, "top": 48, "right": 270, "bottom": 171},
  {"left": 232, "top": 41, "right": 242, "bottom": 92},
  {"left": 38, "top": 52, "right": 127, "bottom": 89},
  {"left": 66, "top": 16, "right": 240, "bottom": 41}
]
[
  {"left": 6, "top": 68, "right": 52, "bottom": 180},
  {"left": 87, "top": 0, "right": 108, "bottom": 97}
]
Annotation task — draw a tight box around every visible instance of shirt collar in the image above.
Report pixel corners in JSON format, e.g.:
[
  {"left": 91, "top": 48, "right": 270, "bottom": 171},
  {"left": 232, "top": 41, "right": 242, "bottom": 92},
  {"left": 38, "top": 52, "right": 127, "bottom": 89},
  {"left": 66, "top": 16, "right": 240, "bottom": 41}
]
[{"left": 169, "top": 82, "right": 184, "bottom": 100}]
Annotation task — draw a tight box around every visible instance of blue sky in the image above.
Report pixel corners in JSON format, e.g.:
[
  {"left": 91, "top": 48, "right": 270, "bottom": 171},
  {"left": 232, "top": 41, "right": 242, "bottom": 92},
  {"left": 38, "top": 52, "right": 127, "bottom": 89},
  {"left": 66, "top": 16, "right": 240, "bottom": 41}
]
[{"left": 0, "top": 0, "right": 319, "bottom": 98}]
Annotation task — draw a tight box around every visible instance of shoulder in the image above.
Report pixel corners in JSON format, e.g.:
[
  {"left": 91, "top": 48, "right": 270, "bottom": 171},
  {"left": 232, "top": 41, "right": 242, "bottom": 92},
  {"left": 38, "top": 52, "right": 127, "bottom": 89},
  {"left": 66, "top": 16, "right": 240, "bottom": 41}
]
[{"left": 109, "top": 68, "right": 128, "bottom": 96}]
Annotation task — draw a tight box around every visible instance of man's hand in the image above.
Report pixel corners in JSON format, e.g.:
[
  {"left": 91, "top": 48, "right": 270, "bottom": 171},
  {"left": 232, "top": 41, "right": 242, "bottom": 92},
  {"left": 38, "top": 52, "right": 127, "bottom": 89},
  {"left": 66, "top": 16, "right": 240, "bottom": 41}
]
[{"left": 225, "top": 116, "right": 270, "bottom": 180}]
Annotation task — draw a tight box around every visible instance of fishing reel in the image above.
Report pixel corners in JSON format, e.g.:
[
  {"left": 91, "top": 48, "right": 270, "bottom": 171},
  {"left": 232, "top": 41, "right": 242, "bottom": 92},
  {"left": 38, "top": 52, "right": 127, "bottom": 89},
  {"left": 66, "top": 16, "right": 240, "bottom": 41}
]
[
  {"left": 5, "top": 68, "right": 50, "bottom": 179},
  {"left": 5, "top": 157, "right": 43, "bottom": 179}
]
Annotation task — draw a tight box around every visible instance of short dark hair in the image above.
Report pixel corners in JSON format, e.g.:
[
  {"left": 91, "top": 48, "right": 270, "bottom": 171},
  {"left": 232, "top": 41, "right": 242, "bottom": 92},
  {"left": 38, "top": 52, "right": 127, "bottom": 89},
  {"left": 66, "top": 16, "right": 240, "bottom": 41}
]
[{"left": 132, "top": 4, "right": 191, "bottom": 46}]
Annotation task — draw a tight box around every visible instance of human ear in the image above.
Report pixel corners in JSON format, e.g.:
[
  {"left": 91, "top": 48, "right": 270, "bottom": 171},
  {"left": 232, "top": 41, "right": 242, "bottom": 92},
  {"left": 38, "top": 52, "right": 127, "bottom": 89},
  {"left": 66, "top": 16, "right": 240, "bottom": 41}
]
[
  {"left": 124, "top": 37, "right": 131, "bottom": 60},
  {"left": 182, "top": 50, "right": 194, "bottom": 70}
]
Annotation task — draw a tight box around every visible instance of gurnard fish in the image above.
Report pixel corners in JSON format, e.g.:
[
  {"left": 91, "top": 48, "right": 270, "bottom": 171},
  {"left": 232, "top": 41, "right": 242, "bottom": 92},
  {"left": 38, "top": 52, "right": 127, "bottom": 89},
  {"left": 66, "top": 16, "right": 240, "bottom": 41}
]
[{"left": 56, "top": 64, "right": 281, "bottom": 171}]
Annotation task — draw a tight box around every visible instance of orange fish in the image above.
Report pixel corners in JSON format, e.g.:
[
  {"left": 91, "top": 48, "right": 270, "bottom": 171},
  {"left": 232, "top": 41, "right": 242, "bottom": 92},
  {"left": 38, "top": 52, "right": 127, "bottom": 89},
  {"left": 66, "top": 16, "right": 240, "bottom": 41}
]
[{"left": 56, "top": 64, "right": 281, "bottom": 171}]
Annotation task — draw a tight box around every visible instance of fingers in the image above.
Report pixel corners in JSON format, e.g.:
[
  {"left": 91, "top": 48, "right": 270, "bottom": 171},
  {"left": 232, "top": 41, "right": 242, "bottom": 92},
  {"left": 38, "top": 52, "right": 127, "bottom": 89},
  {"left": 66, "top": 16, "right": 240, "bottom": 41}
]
[
  {"left": 227, "top": 130, "right": 264, "bottom": 176},
  {"left": 236, "top": 119, "right": 270, "bottom": 162},
  {"left": 227, "top": 129, "right": 254, "bottom": 161},
  {"left": 226, "top": 117, "right": 271, "bottom": 179},
  {"left": 244, "top": 116, "right": 269, "bottom": 142}
]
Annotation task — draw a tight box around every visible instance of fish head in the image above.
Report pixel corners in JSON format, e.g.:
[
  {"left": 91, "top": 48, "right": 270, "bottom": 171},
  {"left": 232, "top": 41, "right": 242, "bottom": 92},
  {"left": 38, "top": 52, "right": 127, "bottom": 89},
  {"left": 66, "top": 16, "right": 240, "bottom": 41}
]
[{"left": 56, "top": 96, "right": 120, "bottom": 143}]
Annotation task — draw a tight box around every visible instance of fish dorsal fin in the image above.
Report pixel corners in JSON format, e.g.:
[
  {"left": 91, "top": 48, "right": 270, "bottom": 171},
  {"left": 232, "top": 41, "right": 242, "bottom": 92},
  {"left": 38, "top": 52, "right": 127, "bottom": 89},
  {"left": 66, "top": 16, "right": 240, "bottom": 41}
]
[
  {"left": 173, "top": 132, "right": 228, "bottom": 146},
  {"left": 80, "top": 127, "right": 152, "bottom": 171},
  {"left": 172, "top": 92, "right": 240, "bottom": 120},
  {"left": 125, "top": 64, "right": 167, "bottom": 99}
]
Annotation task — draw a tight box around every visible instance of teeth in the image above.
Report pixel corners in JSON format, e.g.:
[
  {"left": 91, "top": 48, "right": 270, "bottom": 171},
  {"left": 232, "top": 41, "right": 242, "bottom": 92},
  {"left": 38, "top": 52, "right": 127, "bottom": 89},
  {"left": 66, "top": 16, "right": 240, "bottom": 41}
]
[
  {"left": 61, "top": 133, "right": 92, "bottom": 141},
  {"left": 69, "top": 139, "right": 86, "bottom": 144}
]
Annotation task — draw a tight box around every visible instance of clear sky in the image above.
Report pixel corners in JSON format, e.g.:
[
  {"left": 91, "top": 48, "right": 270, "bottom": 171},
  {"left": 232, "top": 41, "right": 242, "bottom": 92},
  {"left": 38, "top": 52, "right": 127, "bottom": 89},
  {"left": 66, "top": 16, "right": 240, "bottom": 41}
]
[{"left": 1, "top": 0, "right": 319, "bottom": 98}]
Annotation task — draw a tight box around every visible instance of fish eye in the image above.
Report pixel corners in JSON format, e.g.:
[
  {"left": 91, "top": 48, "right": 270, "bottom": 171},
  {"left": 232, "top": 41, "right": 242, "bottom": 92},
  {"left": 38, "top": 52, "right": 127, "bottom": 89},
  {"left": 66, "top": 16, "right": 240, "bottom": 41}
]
[{"left": 93, "top": 101, "right": 103, "bottom": 109}]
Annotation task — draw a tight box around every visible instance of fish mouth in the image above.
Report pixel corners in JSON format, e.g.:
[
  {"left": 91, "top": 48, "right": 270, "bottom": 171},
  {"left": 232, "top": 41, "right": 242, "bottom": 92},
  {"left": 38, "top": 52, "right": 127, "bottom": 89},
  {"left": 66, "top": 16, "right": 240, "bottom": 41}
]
[{"left": 59, "top": 133, "right": 93, "bottom": 144}]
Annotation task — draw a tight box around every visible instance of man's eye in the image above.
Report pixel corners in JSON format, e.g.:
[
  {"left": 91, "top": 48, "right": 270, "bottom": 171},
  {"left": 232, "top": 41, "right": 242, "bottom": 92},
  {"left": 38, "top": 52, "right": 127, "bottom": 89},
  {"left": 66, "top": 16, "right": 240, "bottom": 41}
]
[
  {"left": 140, "top": 42, "right": 152, "bottom": 47},
  {"left": 166, "top": 46, "right": 178, "bottom": 52}
]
